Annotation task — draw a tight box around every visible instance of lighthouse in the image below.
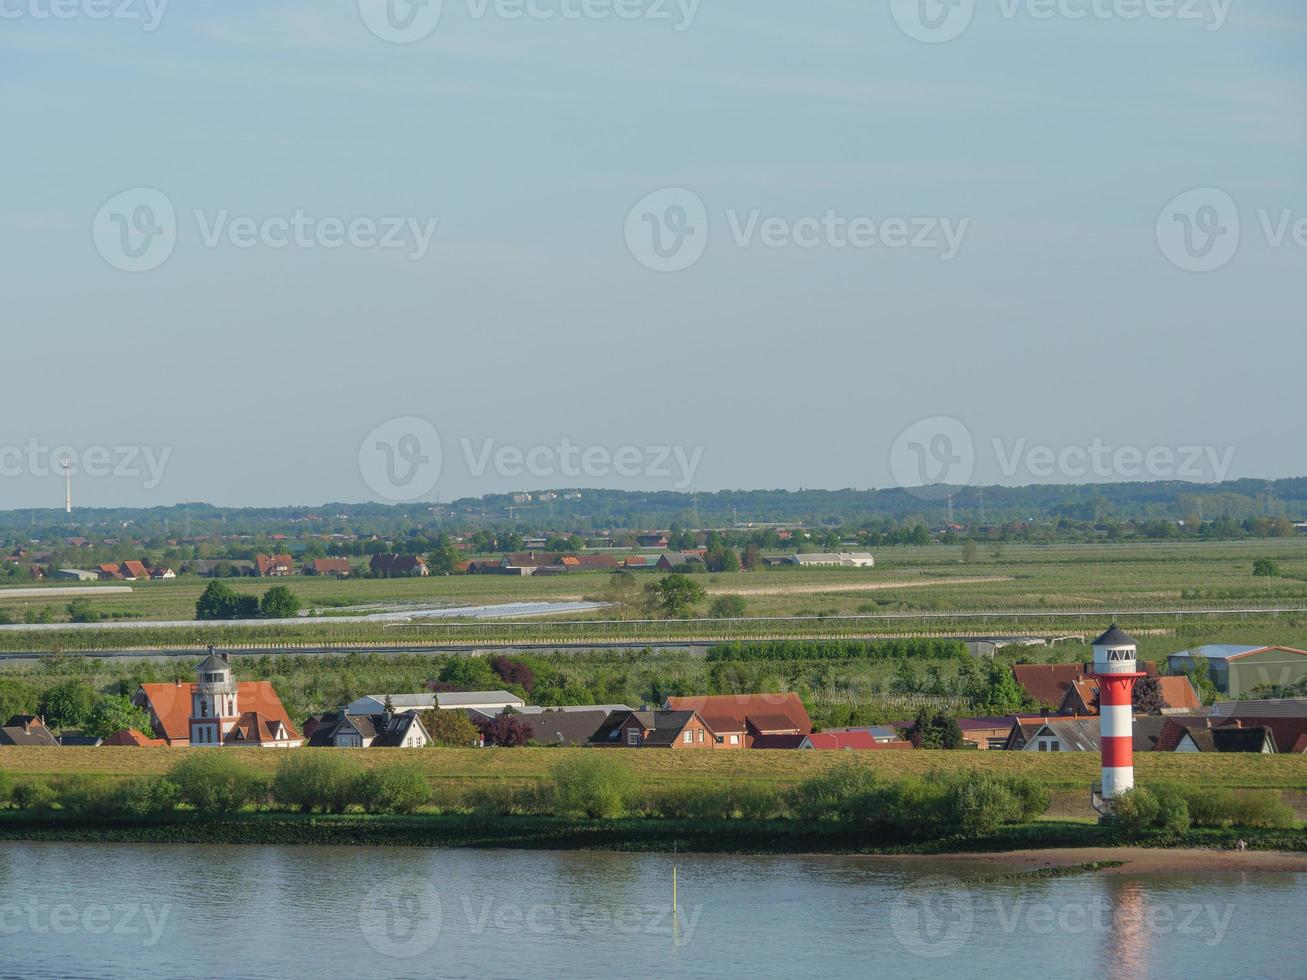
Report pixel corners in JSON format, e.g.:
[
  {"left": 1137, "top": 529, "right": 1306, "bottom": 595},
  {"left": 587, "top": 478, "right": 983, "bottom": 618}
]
[{"left": 1091, "top": 624, "right": 1145, "bottom": 804}]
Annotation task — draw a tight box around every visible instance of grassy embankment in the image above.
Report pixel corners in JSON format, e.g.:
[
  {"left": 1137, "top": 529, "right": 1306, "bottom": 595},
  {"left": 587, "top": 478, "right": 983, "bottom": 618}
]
[{"left": 5, "top": 746, "right": 1307, "bottom": 791}]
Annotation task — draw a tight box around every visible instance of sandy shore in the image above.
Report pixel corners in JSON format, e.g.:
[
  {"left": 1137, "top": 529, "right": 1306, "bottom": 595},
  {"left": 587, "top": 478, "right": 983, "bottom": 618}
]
[{"left": 893, "top": 847, "right": 1307, "bottom": 874}]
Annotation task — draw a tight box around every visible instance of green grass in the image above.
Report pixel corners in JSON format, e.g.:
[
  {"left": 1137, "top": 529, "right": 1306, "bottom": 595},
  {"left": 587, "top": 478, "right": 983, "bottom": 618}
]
[{"left": 5, "top": 746, "right": 1307, "bottom": 792}]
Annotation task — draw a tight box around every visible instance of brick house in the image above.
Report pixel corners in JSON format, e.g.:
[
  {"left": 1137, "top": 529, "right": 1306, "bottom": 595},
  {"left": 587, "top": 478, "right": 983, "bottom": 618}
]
[{"left": 590, "top": 710, "right": 718, "bottom": 749}]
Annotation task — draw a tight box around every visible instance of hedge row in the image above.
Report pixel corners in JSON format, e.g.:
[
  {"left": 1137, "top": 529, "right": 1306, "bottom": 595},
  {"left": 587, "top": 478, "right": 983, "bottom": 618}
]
[{"left": 706, "top": 639, "right": 970, "bottom": 663}]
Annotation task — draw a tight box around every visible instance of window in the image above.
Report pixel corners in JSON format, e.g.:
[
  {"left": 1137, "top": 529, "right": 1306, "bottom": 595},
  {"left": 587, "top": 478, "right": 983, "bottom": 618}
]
[
  {"left": 627, "top": 728, "right": 640, "bottom": 746},
  {"left": 683, "top": 731, "right": 693, "bottom": 744},
  {"left": 697, "top": 730, "right": 704, "bottom": 742},
  {"left": 729, "top": 734, "right": 740, "bottom": 745}
]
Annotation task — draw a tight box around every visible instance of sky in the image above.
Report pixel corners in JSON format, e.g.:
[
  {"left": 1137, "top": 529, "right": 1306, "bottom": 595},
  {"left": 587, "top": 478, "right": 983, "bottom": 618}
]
[{"left": 1, "top": 0, "right": 1304, "bottom": 509}]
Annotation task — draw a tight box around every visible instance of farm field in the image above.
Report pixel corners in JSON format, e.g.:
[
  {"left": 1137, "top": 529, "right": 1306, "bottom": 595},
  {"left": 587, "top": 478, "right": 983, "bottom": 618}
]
[
  {"left": 4, "top": 746, "right": 1307, "bottom": 792},
  {"left": 1, "top": 539, "right": 1306, "bottom": 653}
]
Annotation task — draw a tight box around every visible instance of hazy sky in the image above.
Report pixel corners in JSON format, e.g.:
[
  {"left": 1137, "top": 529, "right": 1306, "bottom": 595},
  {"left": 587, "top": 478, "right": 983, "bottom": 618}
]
[{"left": 2, "top": 0, "right": 1304, "bottom": 509}]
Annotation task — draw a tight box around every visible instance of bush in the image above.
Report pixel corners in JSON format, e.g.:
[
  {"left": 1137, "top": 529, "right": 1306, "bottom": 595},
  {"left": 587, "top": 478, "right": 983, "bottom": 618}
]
[
  {"left": 1109, "top": 787, "right": 1162, "bottom": 839},
  {"left": 55, "top": 776, "right": 119, "bottom": 818},
  {"left": 11, "top": 779, "right": 57, "bottom": 813},
  {"left": 1181, "top": 788, "right": 1294, "bottom": 829},
  {"left": 272, "top": 753, "right": 365, "bottom": 814},
  {"left": 549, "top": 754, "right": 636, "bottom": 819},
  {"left": 169, "top": 754, "right": 264, "bottom": 815},
  {"left": 0, "top": 768, "right": 9, "bottom": 808},
  {"left": 786, "top": 761, "right": 880, "bottom": 822},
  {"left": 465, "top": 781, "right": 544, "bottom": 817},
  {"left": 944, "top": 773, "right": 1023, "bottom": 836},
  {"left": 1152, "top": 785, "right": 1191, "bottom": 836},
  {"left": 356, "top": 763, "right": 431, "bottom": 815}
]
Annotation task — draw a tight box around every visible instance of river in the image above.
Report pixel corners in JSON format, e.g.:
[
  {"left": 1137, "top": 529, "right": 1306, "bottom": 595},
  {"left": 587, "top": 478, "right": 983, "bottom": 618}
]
[{"left": 0, "top": 843, "right": 1302, "bottom": 979}]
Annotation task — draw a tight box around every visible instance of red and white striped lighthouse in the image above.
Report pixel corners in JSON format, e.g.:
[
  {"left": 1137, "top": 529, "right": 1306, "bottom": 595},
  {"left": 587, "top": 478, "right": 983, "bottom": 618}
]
[{"left": 1091, "top": 624, "right": 1144, "bottom": 801}]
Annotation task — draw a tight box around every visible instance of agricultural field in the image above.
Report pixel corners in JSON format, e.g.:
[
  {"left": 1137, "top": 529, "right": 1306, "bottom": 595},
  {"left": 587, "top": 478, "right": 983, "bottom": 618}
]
[
  {"left": 1, "top": 538, "right": 1305, "bottom": 653},
  {"left": 4, "top": 745, "right": 1307, "bottom": 793}
]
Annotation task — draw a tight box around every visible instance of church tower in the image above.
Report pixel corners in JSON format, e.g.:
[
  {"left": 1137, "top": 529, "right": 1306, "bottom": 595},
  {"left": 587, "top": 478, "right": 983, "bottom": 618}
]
[{"left": 189, "top": 647, "right": 240, "bottom": 746}]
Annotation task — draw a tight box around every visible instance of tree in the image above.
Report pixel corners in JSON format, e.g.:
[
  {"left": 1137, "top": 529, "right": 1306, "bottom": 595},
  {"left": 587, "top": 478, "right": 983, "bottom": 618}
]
[
  {"left": 66, "top": 598, "right": 101, "bottom": 624},
  {"left": 709, "top": 594, "right": 747, "bottom": 619},
  {"left": 490, "top": 655, "right": 535, "bottom": 693},
  {"left": 259, "top": 586, "right": 301, "bottom": 619},
  {"left": 962, "top": 539, "right": 978, "bottom": 563},
  {"left": 643, "top": 574, "right": 706, "bottom": 618},
  {"left": 38, "top": 680, "right": 95, "bottom": 730},
  {"left": 479, "top": 713, "right": 534, "bottom": 747},
  {"left": 356, "top": 762, "right": 431, "bottom": 814},
  {"left": 603, "top": 571, "right": 643, "bottom": 619},
  {"left": 421, "top": 709, "right": 483, "bottom": 747},
  {"left": 549, "top": 754, "right": 635, "bottom": 819},
  {"left": 1131, "top": 674, "right": 1165, "bottom": 714},
  {"left": 1253, "top": 558, "right": 1281, "bottom": 578},
  {"left": 196, "top": 580, "right": 239, "bottom": 620},
  {"left": 0, "top": 678, "right": 38, "bottom": 723},
  {"left": 742, "top": 543, "right": 763, "bottom": 571},
  {"left": 272, "top": 753, "right": 364, "bottom": 814},
  {"left": 426, "top": 535, "right": 461, "bottom": 575},
  {"left": 84, "top": 695, "right": 153, "bottom": 739}
]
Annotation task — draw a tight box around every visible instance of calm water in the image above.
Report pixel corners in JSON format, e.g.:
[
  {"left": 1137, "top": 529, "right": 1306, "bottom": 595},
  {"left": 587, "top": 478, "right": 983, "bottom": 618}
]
[{"left": 0, "top": 843, "right": 1303, "bottom": 979}]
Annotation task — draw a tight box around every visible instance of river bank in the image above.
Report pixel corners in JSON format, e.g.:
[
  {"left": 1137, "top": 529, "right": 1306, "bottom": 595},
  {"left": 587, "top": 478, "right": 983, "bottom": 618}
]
[{"left": 1, "top": 812, "right": 1302, "bottom": 859}]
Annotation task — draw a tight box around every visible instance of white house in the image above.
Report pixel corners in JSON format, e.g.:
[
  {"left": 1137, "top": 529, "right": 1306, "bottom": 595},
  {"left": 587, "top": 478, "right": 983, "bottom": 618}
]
[
  {"left": 346, "top": 690, "right": 526, "bottom": 716},
  {"left": 789, "top": 553, "right": 876, "bottom": 568}
]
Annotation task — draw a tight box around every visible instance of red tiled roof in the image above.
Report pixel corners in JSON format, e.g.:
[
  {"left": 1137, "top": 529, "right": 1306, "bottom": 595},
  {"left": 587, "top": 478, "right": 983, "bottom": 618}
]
[
  {"left": 805, "top": 731, "right": 881, "bottom": 750},
  {"left": 664, "top": 693, "right": 811, "bottom": 735},
  {"left": 136, "top": 681, "right": 298, "bottom": 744},
  {"left": 103, "top": 729, "right": 167, "bottom": 747},
  {"left": 1215, "top": 717, "right": 1307, "bottom": 755},
  {"left": 1013, "top": 663, "right": 1091, "bottom": 706},
  {"left": 311, "top": 558, "right": 351, "bottom": 574},
  {"left": 121, "top": 559, "right": 150, "bottom": 579}
]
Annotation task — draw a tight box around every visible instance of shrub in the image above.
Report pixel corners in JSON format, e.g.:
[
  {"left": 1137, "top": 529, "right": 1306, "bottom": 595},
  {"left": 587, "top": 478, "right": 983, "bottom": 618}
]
[
  {"left": 465, "top": 781, "right": 543, "bottom": 817},
  {"left": 55, "top": 776, "right": 119, "bottom": 818},
  {"left": 1109, "top": 787, "right": 1162, "bottom": 839},
  {"left": 786, "top": 761, "right": 879, "bottom": 822},
  {"left": 944, "top": 773, "right": 1023, "bottom": 836},
  {"left": 272, "top": 753, "right": 365, "bottom": 814},
  {"left": 549, "top": 754, "right": 636, "bottom": 819},
  {"left": 169, "top": 753, "right": 264, "bottom": 815},
  {"left": 1185, "top": 789, "right": 1295, "bottom": 829},
  {"left": 0, "top": 768, "right": 9, "bottom": 808},
  {"left": 1152, "top": 785, "right": 1191, "bottom": 836},
  {"left": 11, "top": 779, "right": 57, "bottom": 813},
  {"left": 1006, "top": 776, "right": 1052, "bottom": 823},
  {"left": 356, "top": 763, "right": 431, "bottom": 815}
]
